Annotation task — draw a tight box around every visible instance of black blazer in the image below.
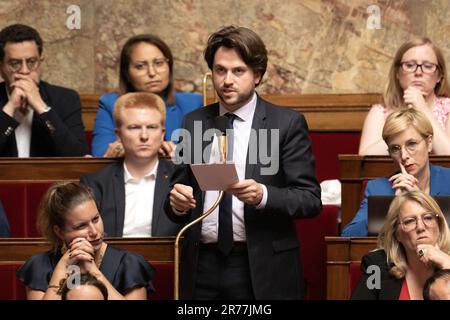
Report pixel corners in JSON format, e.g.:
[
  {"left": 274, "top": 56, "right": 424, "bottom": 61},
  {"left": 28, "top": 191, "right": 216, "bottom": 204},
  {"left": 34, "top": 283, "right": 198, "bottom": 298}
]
[
  {"left": 165, "top": 96, "right": 322, "bottom": 299},
  {"left": 0, "top": 81, "right": 88, "bottom": 156},
  {"left": 352, "top": 249, "right": 403, "bottom": 300},
  {"left": 80, "top": 159, "right": 180, "bottom": 237}
]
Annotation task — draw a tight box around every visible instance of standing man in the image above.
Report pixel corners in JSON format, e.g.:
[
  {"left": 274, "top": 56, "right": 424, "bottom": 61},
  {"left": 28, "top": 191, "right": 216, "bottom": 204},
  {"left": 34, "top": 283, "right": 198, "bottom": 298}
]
[
  {"left": 81, "top": 92, "right": 180, "bottom": 237},
  {"left": 0, "top": 24, "right": 88, "bottom": 157},
  {"left": 165, "top": 26, "right": 321, "bottom": 299}
]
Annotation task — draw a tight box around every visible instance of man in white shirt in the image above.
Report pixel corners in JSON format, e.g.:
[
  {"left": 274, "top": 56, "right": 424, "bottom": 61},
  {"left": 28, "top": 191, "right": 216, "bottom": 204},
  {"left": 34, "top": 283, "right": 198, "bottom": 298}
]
[
  {"left": 81, "top": 92, "right": 179, "bottom": 237},
  {"left": 0, "top": 24, "right": 88, "bottom": 157},
  {"left": 166, "top": 26, "right": 321, "bottom": 299}
]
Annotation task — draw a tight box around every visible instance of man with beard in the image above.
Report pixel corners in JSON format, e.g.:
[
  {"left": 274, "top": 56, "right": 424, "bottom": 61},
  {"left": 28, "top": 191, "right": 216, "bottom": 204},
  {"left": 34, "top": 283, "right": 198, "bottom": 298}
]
[{"left": 165, "top": 26, "right": 321, "bottom": 299}]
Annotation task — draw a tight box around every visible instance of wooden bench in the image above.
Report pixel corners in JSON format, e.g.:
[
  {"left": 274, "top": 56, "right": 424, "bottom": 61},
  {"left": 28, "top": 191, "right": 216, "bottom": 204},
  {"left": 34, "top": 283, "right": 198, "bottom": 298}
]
[
  {"left": 80, "top": 93, "right": 381, "bottom": 132},
  {"left": 326, "top": 236, "right": 377, "bottom": 300},
  {"left": 0, "top": 237, "right": 175, "bottom": 300},
  {"left": 0, "top": 158, "right": 116, "bottom": 237}
]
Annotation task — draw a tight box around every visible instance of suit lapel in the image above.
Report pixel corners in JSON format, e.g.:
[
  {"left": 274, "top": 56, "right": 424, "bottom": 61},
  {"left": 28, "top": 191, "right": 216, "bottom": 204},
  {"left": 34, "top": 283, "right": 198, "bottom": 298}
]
[
  {"left": 112, "top": 162, "right": 126, "bottom": 237},
  {"left": 197, "top": 104, "right": 219, "bottom": 209},
  {"left": 245, "top": 96, "right": 266, "bottom": 180},
  {"left": 152, "top": 160, "right": 170, "bottom": 235},
  {"left": 0, "top": 83, "right": 8, "bottom": 108},
  {"left": 30, "top": 82, "right": 51, "bottom": 156},
  {"left": 0, "top": 83, "right": 18, "bottom": 156},
  {"left": 201, "top": 104, "right": 219, "bottom": 164}
]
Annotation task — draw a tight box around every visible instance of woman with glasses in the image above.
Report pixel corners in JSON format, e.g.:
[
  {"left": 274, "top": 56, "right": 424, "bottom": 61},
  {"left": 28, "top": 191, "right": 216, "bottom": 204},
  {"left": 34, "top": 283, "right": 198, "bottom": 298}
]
[
  {"left": 91, "top": 34, "right": 203, "bottom": 157},
  {"left": 351, "top": 190, "right": 450, "bottom": 300},
  {"left": 359, "top": 38, "right": 450, "bottom": 155},
  {"left": 342, "top": 108, "right": 450, "bottom": 236}
]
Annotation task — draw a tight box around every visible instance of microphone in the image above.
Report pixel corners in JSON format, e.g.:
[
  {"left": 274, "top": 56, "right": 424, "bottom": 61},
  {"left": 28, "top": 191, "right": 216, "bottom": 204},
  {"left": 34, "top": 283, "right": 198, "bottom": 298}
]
[{"left": 215, "top": 115, "right": 230, "bottom": 163}]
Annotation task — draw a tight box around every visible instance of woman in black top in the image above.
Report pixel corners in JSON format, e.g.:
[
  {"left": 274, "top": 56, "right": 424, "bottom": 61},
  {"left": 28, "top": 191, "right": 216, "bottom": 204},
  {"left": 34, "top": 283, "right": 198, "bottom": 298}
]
[{"left": 17, "top": 181, "right": 155, "bottom": 300}]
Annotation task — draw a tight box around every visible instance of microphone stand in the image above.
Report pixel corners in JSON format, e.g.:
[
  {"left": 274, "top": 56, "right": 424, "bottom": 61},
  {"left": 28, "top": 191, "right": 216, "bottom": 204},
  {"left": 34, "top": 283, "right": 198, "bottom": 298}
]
[{"left": 174, "top": 134, "right": 228, "bottom": 300}]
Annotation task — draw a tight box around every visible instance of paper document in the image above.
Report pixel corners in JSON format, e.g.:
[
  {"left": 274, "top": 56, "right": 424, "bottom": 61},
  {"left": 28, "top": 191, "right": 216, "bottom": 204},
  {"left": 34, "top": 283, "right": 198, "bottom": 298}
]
[{"left": 190, "top": 163, "right": 239, "bottom": 191}]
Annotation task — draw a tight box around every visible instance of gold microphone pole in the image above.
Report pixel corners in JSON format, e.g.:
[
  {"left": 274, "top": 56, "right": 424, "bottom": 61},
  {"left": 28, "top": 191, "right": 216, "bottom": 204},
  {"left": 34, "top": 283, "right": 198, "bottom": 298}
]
[{"left": 174, "top": 135, "right": 228, "bottom": 300}]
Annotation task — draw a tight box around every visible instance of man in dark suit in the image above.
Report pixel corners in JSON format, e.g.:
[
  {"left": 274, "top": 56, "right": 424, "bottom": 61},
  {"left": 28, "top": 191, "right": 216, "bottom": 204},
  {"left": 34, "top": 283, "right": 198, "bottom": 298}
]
[
  {"left": 81, "top": 92, "right": 180, "bottom": 237},
  {"left": 0, "top": 24, "right": 88, "bottom": 157},
  {"left": 165, "top": 26, "right": 322, "bottom": 299}
]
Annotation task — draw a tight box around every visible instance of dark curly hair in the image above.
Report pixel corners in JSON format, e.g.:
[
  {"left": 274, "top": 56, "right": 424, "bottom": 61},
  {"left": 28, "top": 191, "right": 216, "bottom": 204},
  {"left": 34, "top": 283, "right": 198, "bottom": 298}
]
[
  {"left": 0, "top": 24, "right": 43, "bottom": 60},
  {"left": 204, "top": 26, "right": 268, "bottom": 87}
]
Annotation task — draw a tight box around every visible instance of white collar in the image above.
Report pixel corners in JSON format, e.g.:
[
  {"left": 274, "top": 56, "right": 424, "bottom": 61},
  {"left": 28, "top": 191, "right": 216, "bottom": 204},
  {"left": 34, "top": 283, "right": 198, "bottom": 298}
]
[{"left": 123, "top": 160, "right": 159, "bottom": 183}]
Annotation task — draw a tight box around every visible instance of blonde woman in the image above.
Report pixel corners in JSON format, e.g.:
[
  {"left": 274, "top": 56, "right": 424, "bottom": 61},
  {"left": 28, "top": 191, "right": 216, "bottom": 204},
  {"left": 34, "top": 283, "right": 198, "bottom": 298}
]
[
  {"left": 343, "top": 108, "right": 450, "bottom": 236},
  {"left": 359, "top": 38, "right": 450, "bottom": 155},
  {"left": 352, "top": 190, "right": 450, "bottom": 300}
]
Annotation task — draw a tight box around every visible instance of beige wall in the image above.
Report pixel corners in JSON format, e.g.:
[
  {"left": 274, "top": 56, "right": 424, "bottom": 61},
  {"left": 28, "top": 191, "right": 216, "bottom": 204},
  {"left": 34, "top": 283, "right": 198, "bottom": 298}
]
[{"left": 1, "top": 0, "right": 449, "bottom": 95}]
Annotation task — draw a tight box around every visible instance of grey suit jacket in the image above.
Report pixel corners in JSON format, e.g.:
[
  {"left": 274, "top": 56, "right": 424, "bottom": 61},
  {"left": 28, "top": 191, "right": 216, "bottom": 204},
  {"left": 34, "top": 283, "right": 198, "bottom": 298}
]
[
  {"left": 81, "top": 159, "right": 180, "bottom": 237},
  {"left": 165, "top": 96, "right": 322, "bottom": 299}
]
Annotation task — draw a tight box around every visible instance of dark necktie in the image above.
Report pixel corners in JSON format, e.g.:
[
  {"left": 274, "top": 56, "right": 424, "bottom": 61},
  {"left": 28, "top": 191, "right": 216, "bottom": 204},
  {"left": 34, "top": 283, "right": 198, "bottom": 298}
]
[{"left": 217, "top": 112, "right": 235, "bottom": 255}]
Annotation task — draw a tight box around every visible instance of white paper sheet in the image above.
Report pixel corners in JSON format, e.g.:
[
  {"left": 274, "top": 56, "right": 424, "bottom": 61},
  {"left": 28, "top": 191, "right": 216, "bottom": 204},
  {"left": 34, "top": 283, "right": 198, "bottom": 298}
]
[{"left": 190, "top": 163, "right": 239, "bottom": 191}]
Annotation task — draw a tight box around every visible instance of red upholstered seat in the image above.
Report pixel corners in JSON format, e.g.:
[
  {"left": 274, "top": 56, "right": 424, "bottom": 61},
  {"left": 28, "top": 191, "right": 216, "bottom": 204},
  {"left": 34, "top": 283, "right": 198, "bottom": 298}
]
[
  {"left": 150, "top": 263, "right": 174, "bottom": 300},
  {"left": 85, "top": 131, "right": 92, "bottom": 155},
  {"left": 296, "top": 204, "right": 339, "bottom": 300},
  {"left": 309, "top": 132, "right": 360, "bottom": 182},
  {"left": 0, "top": 182, "right": 53, "bottom": 237},
  {"left": 0, "top": 264, "right": 26, "bottom": 300}
]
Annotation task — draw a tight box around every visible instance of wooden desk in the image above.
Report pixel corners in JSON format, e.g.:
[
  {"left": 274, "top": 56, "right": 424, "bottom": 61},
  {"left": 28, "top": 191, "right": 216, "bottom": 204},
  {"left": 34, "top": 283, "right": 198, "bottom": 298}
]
[
  {"left": 0, "top": 237, "right": 175, "bottom": 264},
  {"left": 339, "top": 155, "right": 450, "bottom": 227},
  {"left": 0, "top": 157, "right": 115, "bottom": 182},
  {"left": 326, "top": 236, "right": 377, "bottom": 300},
  {"left": 81, "top": 93, "right": 381, "bottom": 132}
]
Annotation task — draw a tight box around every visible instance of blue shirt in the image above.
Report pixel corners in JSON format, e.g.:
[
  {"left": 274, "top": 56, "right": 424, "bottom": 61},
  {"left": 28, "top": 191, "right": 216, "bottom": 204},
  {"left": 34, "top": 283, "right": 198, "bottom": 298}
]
[
  {"left": 341, "top": 164, "right": 450, "bottom": 237},
  {"left": 91, "top": 91, "right": 203, "bottom": 156}
]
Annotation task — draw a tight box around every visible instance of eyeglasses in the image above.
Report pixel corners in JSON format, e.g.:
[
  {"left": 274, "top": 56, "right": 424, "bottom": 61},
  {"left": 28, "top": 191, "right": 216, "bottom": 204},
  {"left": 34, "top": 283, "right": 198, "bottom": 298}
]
[
  {"left": 400, "top": 61, "right": 438, "bottom": 74},
  {"left": 387, "top": 138, "right": 426, "bottom": 157},
  {"left": 5, "top": 57, "right": 42, "bottom": 73},
  {"left": 131, "top": 58, "right": 169, "bottom": 73},
  {"left": 399, "top": 213, "right": 439, "bottom": 232}
]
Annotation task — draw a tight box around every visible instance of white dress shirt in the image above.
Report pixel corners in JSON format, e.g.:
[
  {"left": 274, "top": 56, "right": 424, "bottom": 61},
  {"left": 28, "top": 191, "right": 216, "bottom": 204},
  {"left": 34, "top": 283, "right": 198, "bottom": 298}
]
[
  {"left": 122, "top": 161, "right": 158, "bottom": 237},
  {"left": 201, "top": 93, "right": 268, "bottom": 243}
]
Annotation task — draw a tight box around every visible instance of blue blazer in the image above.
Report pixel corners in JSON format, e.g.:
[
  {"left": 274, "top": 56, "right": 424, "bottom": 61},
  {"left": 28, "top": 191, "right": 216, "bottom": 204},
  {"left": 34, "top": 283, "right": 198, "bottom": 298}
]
[
  {"left": 342, "top": 164, "right": 450, "bottom": 237},
  {"left": 91, "top": 92, "right": 203, "bottom": 156}
]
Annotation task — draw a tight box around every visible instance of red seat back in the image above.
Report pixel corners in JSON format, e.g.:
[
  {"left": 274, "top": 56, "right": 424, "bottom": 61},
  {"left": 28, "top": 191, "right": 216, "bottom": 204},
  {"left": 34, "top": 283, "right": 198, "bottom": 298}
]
[
  {"left": 0, "top": 183, "right": 53, "bottom": 237},
  {"left": 0, "top": 264, "right": 26, "bottom": 300},
  {"left": 150, "top": 263, "right": 174, "bottom": 300},
  {"left": 296, "top": 204, "right": 339, "bottom": 299},
  {"left": 309, "top": 132, "right": 360, "bottom": 182}
]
